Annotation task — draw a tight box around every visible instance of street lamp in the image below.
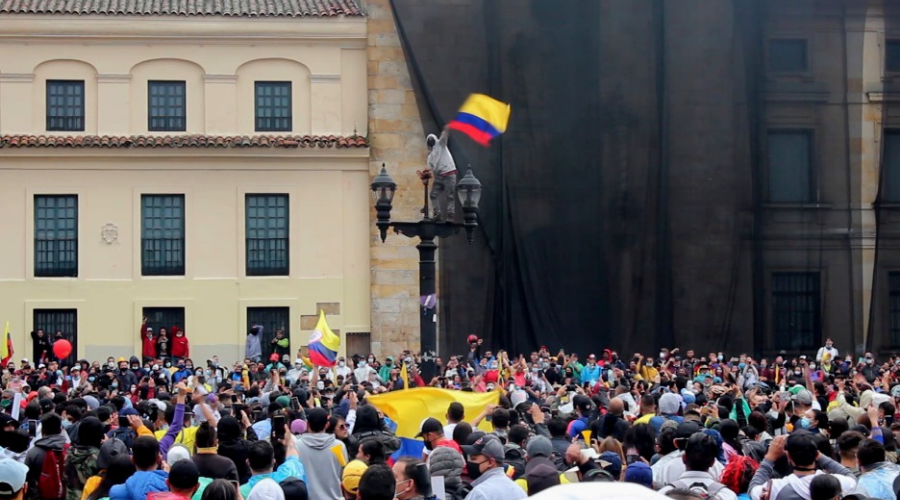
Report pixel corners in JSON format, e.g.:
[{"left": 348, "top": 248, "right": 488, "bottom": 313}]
[{"left": 371, "top": 163, "right": 482, "bottom": 354}]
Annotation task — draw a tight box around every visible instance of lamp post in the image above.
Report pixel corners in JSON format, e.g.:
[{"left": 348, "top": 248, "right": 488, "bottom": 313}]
[{"left": 371, "top": 163, "right": 482, "bottom": 354}]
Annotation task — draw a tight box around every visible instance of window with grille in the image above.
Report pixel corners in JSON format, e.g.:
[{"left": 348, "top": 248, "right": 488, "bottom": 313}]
[
  {"left": 46, "top": 80, "right": 85, "bottom": 131},
  {"left": 887, "top": 40, "right": 900, "bottom": 73},
  {"left": 34, "top": 309, "right": 77, "bottom": 366},
  {"left": 767, "top": 130, "right": 813, "bottom": 203},
  {"left": 891, "top": 272, "right": 900, "bottom": 346},
  {"left": 884, "top": 130, "right": 900, "bottom": 202},
  {"left": 34, "top": 195, "right": 78, "bottom": 277},
  {"left": 768, "top": 39, "right": 808, "bottom": 73},
  {"left": 255, "top": 82, "right": 292, "bottom": 132},
  {"left": 246, "top": 194, "right": 289, "bottom": 276},
  {"left": 772, "top": 272, "right": 821, "bottom": 351},
  {"left": 141, "top": 195, "right": 185, "bottom": 276},
  {"left": 248, "top": 307, "right": 290, "bottom": 359},
  {"left": 143, "top": 307, "right": 185, "bottom": 336},
  {"left": 148, "top": 81, "right": 186, "bottom": 132}
]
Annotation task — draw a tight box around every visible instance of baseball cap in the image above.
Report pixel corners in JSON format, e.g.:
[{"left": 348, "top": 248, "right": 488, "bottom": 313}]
[
  {"left": 624, "top": 462, "right": 652, "bottom": 487},
  {"left": 598, "top": 451, "right": 622, "bottom": 479},
  {"left": 279, "top": 477, "right": 308, "bottom": 500},
  {"left": 416, "top": 417, "right": 443, "bottom": 438},
  {"left": 168, "top": 460, "right": 199, "bottom": 490},
  {"left": 526, "top": 435, "right": 553, "bottom": 458},
  {"left": 342, "top": 459, "right": 368, "bottom": 494},
  {"left": 98, "top": 438, "right": 129, "bottom": 469},
  {"left": 0, "top": 458, "right": 27, "bottom": 496},
  {"left": 462, "top": 434, "right": 505, "bottom": 461},
  {"left": 793, "top": 390, "right": 813, "bottom": 406}
]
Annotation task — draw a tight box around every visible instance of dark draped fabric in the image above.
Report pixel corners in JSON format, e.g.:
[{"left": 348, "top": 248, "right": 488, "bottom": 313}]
[{"left": 390, "top": 0, "right": 881, "bottom": 358}]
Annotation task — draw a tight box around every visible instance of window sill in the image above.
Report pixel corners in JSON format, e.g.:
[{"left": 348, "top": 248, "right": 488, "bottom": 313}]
[
  {"left": 877, "top": 203, "right": 900, "bottom": 209},
  {"left": 762, "top": 203, "right": 832, "bottom": 210}
]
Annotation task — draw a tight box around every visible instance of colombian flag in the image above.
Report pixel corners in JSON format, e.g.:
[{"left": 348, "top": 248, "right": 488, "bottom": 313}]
[
  {"left": 308, "top": 311, "right": 339, "bottom": 367},
  {"left": 367, "top": 387, "right": 499, "bottom": 460},
  {"left": 448, "top": 93, "right": 511, "bottom": 146},
  {"left": 0, "top": 322, "right": 11, "bottom": 366}
]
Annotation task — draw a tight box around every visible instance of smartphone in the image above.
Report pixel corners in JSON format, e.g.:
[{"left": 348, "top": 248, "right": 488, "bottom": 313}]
[
  {"left": 231, "top": 394, "right": 238, "bottom": 403},
  {"left": 626, "top": 454, "right": 640, "bottom": 465},
  {"left": 119, "top": 416, "right": 129, "bottom": 429},
  {"left": 290, "top": 397, "right": 299, "bottom": 411},
  {"left": 233, "top": 403, "right": 243, "bottom": 417},
  {"left": 272, "top": 414, "right": 286, "bottom": 440},
  {"left": 27, "top": 420, "right": 37, "bottom": 437}
]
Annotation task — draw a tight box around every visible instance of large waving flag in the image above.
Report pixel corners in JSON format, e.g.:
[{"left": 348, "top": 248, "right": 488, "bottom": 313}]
[
  {"left": 0, "top": 322, "right": 11, "bottom": 365},
  {"left": 367, "top": 387, "right": 499, "bottom": 460},
  {"left": 308, "top": 311, "right": 339, "bottom": 367},
  {"left": 448, "top": 93, "right": 511, "bottom": 147}
]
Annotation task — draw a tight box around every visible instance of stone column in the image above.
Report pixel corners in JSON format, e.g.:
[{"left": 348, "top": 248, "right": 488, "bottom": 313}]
[{"left": 368, "top": 0, "right": 430, "bottom": 356}]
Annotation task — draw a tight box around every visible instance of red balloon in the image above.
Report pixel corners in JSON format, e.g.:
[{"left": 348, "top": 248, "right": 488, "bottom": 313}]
[{"left": 53, "top": 339, "right": 72, "bottom": 359}]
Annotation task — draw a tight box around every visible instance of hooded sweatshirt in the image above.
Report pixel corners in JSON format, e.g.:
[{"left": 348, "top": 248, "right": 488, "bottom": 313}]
[
  {"left": 25, "top": 433, "right": 67, "bottom": 492},
  {"left": 217, "top": 416, "right": 257, "bottom": 484},
  {"left": 109, "top": 470, "right": 169, "bottom": 500},
  {"left": 246, "top": 326, "right": 262, "bottom": 360},
  {"left": 427, "top": 446, "right": 470, "bottom": 500},
  {"left": 66, "top": 417, "right": 104, "bottom": 500},
  {"left": 296, "top": 433, "right": 348, "bottom": 500}
]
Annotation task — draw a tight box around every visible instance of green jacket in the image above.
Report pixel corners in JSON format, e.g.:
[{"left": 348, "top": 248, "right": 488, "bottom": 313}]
[{"left": 65, "top": 445, "right": 100, "bottom": 500}]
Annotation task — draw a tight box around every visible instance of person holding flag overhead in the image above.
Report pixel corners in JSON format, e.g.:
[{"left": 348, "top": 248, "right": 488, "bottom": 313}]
[{"left": 308, "top": 310, "right": 340, "bottom": 367}]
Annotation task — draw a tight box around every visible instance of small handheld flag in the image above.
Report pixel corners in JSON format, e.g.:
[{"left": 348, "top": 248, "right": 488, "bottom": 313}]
[
  {"left": 0, "top": 322, "right": 9, "bottom": 360},
  {"left": 400, "top": 362, "right": 409, "bottom": 390},
  {"left": 308, "top": 310, "right": 340, "bottom": 367},
  {"left": 448, "top": 93, "right": 511, "bottom": 147}
]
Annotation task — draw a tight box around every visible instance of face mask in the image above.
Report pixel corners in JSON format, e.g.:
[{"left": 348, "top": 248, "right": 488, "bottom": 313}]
[
  {"left": 111, "top": 382, "right": 119, "bottom": 389},
  {"left": 196, "top": 371, "right": 203, "bottom": 376},
  {"left": 867, "top": 358, "right": 874, "bottom": 365},
  {"left": 88, "top": 376, "right": 96, "bottom": 383},
  {"left": 466, "top": 461, "right": 484, "bottom": 480},
  {"left": 338, "top": 361, "right": 345, "bottom": 367},
  {"left": 799, "top": 418, "right": 811, "bottom": 429},
  {"left": 809, "top": 363, "right": 816, "bottom": 370},
  {"left": 61, "top": 419, "right": 72, "bottom": 429},
  {"left": 165, "top": 362, "right": 172, "bottom": 368},
  {"left": 359, "top": 361, "right": 367, "bottom": 368},
  {"left": 132, "top": 365, "right": 139, "bottom": 370},
  {"left": 794, "top": 370, "right": 801, "bottom": 376},
  {"left": 317, "top": 381, "right": 325, "bottom": 390},
  {"left": 739, "top": 363, "right": 746, "bottom": 370},
  {"left": 0, "top": 400, "right": 10, "bottom": 409},
  {"left": 659, "top": 352, "right": 666, "bottom": 359},
  {"left": 186, "top": 364, "right": 193, "bottom": 370},
  {"left": 367, "top": 358, "right": 375, "bottom": 364}
]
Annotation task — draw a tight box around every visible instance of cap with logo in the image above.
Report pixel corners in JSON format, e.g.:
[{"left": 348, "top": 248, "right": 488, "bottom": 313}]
[
  {"left": 0, "top": 458, "right": 28, "bottom": 496},
  {"left": 461, "top": 434, "right": 505, "bottom": 461},
  {"left": 415, "top": 417, "right": 443, "bottom": 438}
]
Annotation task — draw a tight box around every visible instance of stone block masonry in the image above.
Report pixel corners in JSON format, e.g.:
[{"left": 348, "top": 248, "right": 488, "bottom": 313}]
[{"left": 367, "top": 0, "right": 430, "bottom": 357}]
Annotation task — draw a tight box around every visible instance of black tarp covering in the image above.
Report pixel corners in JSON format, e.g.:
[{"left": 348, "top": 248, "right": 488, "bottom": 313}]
[{"left": 390, "top": 0, "right": 882, "bottom": 358}]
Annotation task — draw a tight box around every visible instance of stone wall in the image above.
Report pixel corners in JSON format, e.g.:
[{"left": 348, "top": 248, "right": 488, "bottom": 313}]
[{"left": 366, "top": 0, "right": 428, "bottom": 356}]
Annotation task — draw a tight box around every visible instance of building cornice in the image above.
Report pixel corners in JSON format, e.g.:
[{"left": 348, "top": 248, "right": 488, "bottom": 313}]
[
  {"left": 0, "top": 73, "right": 34, "bottom": 82},
  {"left": 0, "top": 16, "right": 367, "bottom": 44},
  {"left": 0, "top": 147, "right": 370, "bottom": 161}
]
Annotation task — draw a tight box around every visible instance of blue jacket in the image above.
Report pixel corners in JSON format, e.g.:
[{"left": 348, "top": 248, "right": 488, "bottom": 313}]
[
  {"left": 109, "top": 470, "right": 169, "bottom": 500},
  {"left": 580, "top": 364, "right": 601, "bottom": 385}
]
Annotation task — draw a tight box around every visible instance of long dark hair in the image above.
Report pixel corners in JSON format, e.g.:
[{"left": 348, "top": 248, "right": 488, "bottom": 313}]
[
  {"left": 86, "top": 455, "right": 135, "bottom": 500},
  {"left": 201, "top": 479, "right": 239, "bottom": 500}
]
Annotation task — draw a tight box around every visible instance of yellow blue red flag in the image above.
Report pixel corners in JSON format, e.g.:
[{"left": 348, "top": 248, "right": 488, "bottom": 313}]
[
  {"left": 367, "top": 387, "right": 499, "bottom": 459},
  {"left": 448, "top": 93, "right": 511, "bottom": 146},
  {"left": 308, "top": 310, "right": 340, "bottom": 367},
  {"left": 0, "top": 322, "right": 9, "bottom": 361}
]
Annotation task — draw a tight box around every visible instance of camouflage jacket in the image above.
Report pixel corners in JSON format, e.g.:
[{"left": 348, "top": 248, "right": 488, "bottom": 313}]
[{"left": 65, "top": 445, "right": 100, "bottom": 500}]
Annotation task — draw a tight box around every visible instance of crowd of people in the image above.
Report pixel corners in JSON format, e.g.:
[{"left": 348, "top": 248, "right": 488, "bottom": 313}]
[{"left": 2, "top": 333, "right": 900, "bottom": 500}]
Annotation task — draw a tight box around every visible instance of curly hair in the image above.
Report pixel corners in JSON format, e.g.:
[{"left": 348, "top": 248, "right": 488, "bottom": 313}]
[{"left": 719, "top": 455, "right": 759, "bottom": 494}]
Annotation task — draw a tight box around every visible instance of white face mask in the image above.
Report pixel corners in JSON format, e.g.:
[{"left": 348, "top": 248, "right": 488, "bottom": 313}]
[
  {"left": 338, "top": 361, "right": 346, "bottom": 367},
  {"left": 317, "top": 381, "right": 325, "bottom": 390}
]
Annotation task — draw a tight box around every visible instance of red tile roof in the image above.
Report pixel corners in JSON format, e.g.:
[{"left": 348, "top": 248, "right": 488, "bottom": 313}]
[
  {"left": 0, "top": 0, "right": 363, "bottom": 17},
  {"left": 0, "top": 134, "right": 368, "bottom": 149}
]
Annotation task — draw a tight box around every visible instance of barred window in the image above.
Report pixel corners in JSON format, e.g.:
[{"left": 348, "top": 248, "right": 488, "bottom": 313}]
[
  {"left": 34, "top": 195, "right": 78, "bottom": 277},
  {"left": 255, "top": 82, "right": 292, "bottom": 132},
  {"left": 143, "top": 307, "right": 185, "bottom": 334},
  {"left": 767, "top": 130, "right": 813, "bottom": 203},
  {"left": 148, "top": 81, "right": 186, "bottom": 132},
  {"left": 248, "top": 307, "right": 290, "bottom": 359},
  {"left": 890, "top": 272, "right": 900, "bottom": 346},
  {"left": 772, "top": 272, "right": 821, "bottom": 351},
  {"left": 34, "top": 309, "right": 77, "bottom": 366},
  {"left": 246, "top": 194, "right": 289, "bottom": 276},
  {"left": 142, "top": 195, "right": 185, "bottom": 276},
  {"left": 46, "top": 80, "right": 84, "bottom": 131},
  {"left": 768, "top": 39, "right": 808, "bottom": 73}
]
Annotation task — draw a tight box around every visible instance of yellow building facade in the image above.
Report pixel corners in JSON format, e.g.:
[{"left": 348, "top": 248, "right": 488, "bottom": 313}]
[{"left": 0, "top": 1, "right": 372, "bottom": 364}]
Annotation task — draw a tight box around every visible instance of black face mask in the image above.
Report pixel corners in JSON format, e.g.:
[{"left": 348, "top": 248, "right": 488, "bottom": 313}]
[
  {"left": 466, "top": 460, "right": 484, "bottom": 480},
  {"left": 424, "top": 439, "right": 434, "bottom": 451}
]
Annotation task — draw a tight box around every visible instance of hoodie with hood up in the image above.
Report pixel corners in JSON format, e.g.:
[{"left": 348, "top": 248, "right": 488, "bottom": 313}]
[
  {"left": 25, "top": 433, "right": 68, "bottom": 493},
  {"left": 296, "top": 433, "right": 348, "bottom": 500},
  {"left": 109, "top": 469, "right": 169, "bottom": 500}
]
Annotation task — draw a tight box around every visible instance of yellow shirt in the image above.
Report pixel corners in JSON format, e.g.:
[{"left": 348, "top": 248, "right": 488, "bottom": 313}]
[
  {"left": 634, "top": 413, "right": 655, "bottom": 426},
  {"left": 515, "top": 472, "right": 570, "bottom": 493},
  {"left": 154, "top": 426, "right": 199, "bottom": 455}
]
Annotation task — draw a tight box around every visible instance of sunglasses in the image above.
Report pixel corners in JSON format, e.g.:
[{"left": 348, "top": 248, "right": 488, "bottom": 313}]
[{"left": 337, "top": 424, "right": 347, "bottom": 430}]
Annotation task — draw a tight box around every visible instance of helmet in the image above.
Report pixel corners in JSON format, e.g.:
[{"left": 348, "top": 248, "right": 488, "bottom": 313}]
[{"left": 117, "top": 357, "right": 127, "bottom": 363}]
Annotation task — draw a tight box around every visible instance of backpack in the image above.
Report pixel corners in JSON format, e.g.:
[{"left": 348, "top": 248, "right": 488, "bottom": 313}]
[
  {"left": 38, "top": 443, "right": 70, "bottom": 500},
  {"left": 667, "top": 480, "right": 727, "bottom": 500}
]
